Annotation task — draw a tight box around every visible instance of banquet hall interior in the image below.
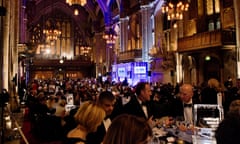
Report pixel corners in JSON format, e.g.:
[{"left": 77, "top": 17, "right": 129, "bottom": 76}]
[{"left": 0, "top": 0, "right": 240, "bottom": 143}]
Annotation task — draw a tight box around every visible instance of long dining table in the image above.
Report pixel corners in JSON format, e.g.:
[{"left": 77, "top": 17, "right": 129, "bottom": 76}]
[{"left": 152, "top": 118, "right": 217, "bottom": 144}]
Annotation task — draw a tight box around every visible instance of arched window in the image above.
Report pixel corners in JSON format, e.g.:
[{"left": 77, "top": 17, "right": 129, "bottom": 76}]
[
  {"left": 208, "top": 20, "right": 215, "bottom": 31},
  {"left": 201, "top": 0, "right": 220, "bottom": 31},
  {"left": 206, "top": 0, "right": 220, "bottom": 15}
]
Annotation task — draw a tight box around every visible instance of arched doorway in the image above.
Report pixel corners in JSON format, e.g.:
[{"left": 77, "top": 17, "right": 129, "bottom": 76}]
[{"left": 204, "top": 56, "right": 220, "bottom": 81}]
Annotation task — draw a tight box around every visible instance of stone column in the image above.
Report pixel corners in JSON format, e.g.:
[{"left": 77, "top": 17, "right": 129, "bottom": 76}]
[
  {"left": 141, "top": 4, "right": 153, "bottom": 62},
  {"left": 0, "top": 2, "right": 6, "bottom": 91},
  {"left": 106, "top": 42, "right": 110, "bottom": 72},
  {"left": 176, "top": 53, "right": 183, "bottom": 83},
  {"left": 234, "top": 0, "right": 240, "bottom": 79},
  {"left": 175, "top": 23, "right": 183, "bottom": 83},
  {"left": 120, "top": 17, "right": 129, "bottom": 52},
  {"left": 93, "top": 32, "right": 106, "bottom": 76},
  {"left": 19, "top": 0, "right": 27, "bottom": 43},
  {"left": 8, "top": 0, "right": 19, "bottom": 98},
  {"left": 3, "top": 0, "right": 10, "bottom": 90},
  {"left": 6, "top": 0, "right": 20, "bottom": 111}
]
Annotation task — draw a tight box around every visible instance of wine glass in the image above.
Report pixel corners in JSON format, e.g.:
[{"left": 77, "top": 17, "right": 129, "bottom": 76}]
[
  {"left": 149, "top": 136, "right": 160, "bottom": 144},
  {"left": 175, "top": 116, "right": 184, "bottom": 128}
]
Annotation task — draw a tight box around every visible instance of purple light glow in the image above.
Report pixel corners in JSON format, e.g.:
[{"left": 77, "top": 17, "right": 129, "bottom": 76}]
[{"left": 112, "top": 62, "right": 148, "bottom": 86}]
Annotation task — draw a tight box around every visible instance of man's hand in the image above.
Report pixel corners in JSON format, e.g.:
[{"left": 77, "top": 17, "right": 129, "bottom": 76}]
[{"left": 147, "top": 115, "right": 155, "bottom": 128}]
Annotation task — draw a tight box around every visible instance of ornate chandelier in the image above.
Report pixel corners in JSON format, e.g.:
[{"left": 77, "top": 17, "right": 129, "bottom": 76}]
[
  {"left": 66, "top": 0, "right": 87, "bottom": 6},
  {"left": 103, "top": 28, "right": 117, "bottom": 45},
  {"left": 43, "top": 28, "right": 61, "bottom": 42},
  {"left": 162, "top": 0, "right": 189, "bottom": 21},
  {"left": 80, "top": 46, "right": 92, "bottom": 56}
]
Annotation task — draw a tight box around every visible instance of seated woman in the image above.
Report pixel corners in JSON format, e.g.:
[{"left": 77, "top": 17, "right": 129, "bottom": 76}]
[
  {"left": 46, "top": 95, "right": 57, "bottom": 114},
  {"left": 65, "top": 101, "right": 106, "bottom": 144},
  {"left": 55, "top": 98, "right": 67, "bottom": 126},
  {"left": 102, "top": 114, "right": 152, "bottom": 144}
]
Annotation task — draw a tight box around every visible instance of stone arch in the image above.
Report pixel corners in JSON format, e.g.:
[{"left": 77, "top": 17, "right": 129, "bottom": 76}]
[
  {"left": 203, "top": 56, "right": 221, "bottom": 81},
  {"left": 198, "top": 53, "right": 221, "bottom": 82}
]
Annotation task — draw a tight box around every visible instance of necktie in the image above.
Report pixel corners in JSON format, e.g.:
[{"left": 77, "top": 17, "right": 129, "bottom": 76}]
[{"left": 183, "top": 103, "right": 192, "bottom": 108}]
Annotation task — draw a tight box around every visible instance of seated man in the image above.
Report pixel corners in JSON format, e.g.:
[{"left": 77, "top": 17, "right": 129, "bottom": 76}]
[
  {"left": 170, "top": 83, "right": 198, "bottom": 123},
  {"left": 122, "top": 82, "right": 153, "bottom": 120}
]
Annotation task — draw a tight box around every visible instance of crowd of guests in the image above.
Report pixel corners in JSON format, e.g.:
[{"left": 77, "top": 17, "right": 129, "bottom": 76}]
[{"left": 17, "top": 76, "right": 240, "bottom": 144}]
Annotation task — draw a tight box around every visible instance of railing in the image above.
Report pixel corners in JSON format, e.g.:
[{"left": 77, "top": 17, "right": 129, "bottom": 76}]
[
  {"left": 34, "top": 54, "right": 92, "bottom": 61},
  {"left": 118, "top": 49, "right": 142, "bottom": 62},
  {"left": 30, "top": 58, "right": 94, "bottom": 67},
  {"left": 178, "top": 30, "right": 236, "bottom": 52}
]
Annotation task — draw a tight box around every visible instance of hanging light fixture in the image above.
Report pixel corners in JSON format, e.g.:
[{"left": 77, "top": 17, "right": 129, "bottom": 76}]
[
  {"left": 66, "top": 0, "right": 87, "bottom": 6},
  {"left": 43, "top": 19, "right": 61, "bottom": 42},
  {"left": 162, "top": 0, "right": 189, "bottom": 21},
  {"left": 43, "top": 0, "right": 61, "bottom": 42},
  {"left": 80, "top": 46, "right": 92, "bottom": 56},
  {"left": 103, "top": 28, "right": 117, "bottom": 46},
  {"left": 43, "top": 27, "right": 61, "bottom": 42},
  {"left": 66, "top": 0, "right": 86, "bottom": 16},
  {"left": 74, "top": 9, "right": 79, "bottom": 15}
]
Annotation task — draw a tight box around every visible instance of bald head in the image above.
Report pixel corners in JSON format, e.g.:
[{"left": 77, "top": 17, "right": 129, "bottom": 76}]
[{"left": 179, "top": 84, "right": 194, "bottom": 103}]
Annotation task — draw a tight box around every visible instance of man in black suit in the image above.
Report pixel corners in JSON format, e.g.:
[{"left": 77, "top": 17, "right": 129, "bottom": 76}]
[
  {"left": 122, "top": 81, "right": 153, "bottom": 121},
  {"left": 171, "top": 83, "right": 196, "bottom": 123},
  {"left": 86, "top": 91, "right": 116, "bottom": 144}
]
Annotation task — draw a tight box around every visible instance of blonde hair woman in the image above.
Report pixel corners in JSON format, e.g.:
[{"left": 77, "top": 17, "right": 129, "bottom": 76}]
[
  {"left": 207, "top": 78, "right": 221, "bottom": 91},
  {"left": 201, "top": 78, "right": 223, "bottom": 104},
  {"left": 65, "top": 101, "right": 106, "bottom": 144}
]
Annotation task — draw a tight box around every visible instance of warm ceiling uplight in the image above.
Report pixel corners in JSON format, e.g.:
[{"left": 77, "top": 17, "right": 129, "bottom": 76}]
[
  {"left": 66, "top": 0, "right": 87, "bottom": 6},
  {"left": 162, "top": 0, "right": 189, "bottom": 21},
  {"left": 74, "top": 9, "right": 79, "bottom": 15}
]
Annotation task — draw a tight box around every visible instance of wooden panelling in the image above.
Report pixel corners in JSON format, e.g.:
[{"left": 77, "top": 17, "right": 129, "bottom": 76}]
[
  {"left": 118, "top": 49, "right": 142, "bottom": 62},
  {"left": 222, "top": 7, "right": 235, "bottom": 29},
  {"left": 29, "top": 59, "right": 95, "bottom": 80},
  {"left": 178, "top": 30, "right": 235, "bottom": 52}
]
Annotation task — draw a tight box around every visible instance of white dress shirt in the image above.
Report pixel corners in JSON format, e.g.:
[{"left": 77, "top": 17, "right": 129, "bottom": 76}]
[
  {"left": 137, "top": 97, "right": 148, "bottom": 118},
  {"left": 183, "top": 100, "right": 193, "bottom": 123},
  {"left": 103, "top": 118, "right": 111, "bottom": 131}
]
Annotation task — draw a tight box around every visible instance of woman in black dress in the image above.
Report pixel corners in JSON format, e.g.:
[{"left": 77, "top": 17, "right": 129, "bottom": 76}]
[{"left": 64, "top": 101, "right": 106, "bottom": 144}]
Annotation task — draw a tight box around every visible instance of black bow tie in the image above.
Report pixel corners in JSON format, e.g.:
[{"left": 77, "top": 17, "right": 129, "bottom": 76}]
[
  {"left": 183, "top": 103, "right": 192, "bottom": 108},
  {"left": 141, "top": 102, "right": 147, "bottom": 106}
]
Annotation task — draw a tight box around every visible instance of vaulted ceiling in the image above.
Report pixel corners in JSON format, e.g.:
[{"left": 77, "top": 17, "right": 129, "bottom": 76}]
[{"left": 26, "top": 0, "right": 155, "bottom": 39}]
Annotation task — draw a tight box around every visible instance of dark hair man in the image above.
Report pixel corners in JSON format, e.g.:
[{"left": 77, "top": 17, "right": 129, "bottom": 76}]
[
  {"left": 86, "top": 91, "right": 116, "bottom": 144},
  {"left": 123, "top": 81, "right": 153, "bottom": 120}
]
